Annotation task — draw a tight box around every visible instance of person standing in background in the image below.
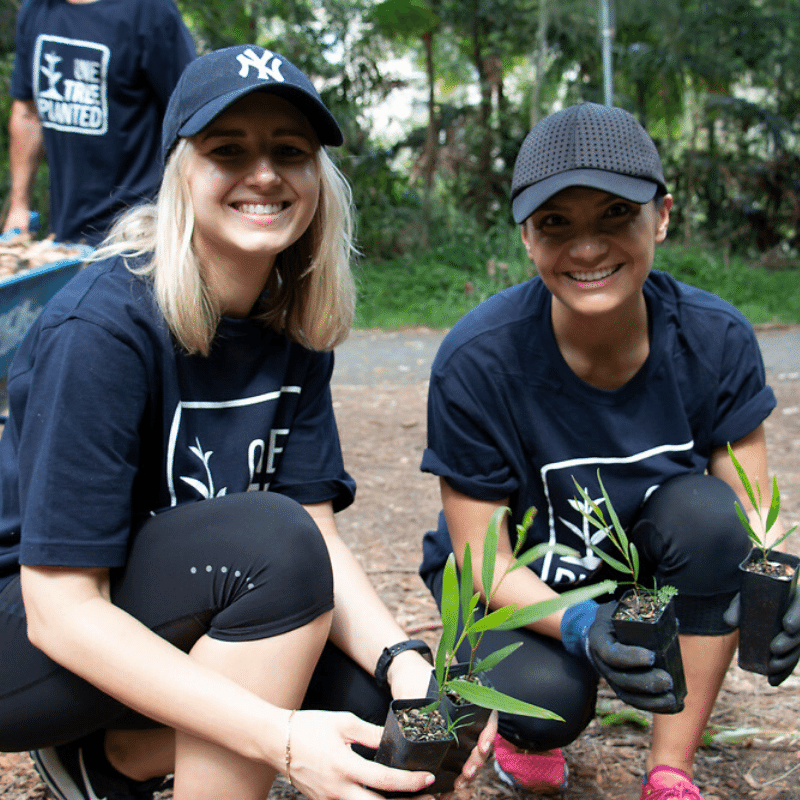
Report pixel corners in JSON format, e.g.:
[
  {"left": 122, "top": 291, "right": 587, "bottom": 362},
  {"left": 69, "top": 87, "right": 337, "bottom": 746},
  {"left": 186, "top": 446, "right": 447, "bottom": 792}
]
[{"left": 3, "top": 0, "right": 196, "bottom": 245}]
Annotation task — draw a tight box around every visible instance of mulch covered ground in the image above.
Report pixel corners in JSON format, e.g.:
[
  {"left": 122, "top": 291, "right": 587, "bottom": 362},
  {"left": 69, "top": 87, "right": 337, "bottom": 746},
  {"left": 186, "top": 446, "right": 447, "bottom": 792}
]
[{"left": 1, "top": 360, "right": 799, "bottom": 799}]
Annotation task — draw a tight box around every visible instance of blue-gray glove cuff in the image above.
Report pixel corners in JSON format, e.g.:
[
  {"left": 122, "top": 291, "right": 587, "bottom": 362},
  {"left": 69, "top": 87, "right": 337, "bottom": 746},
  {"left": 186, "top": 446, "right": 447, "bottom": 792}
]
[{"left": 560, "top": 598, "right": 600, "bottom": 659}]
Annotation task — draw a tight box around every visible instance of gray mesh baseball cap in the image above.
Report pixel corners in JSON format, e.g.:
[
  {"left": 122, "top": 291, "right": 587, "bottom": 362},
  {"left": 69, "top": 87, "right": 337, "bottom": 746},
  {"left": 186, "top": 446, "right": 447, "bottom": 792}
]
[
  {"left": 161, "top": 45, "right": 343, "bottom": 162},
  {"left": 511, "top": 103, "right": 667, "bottom": 223}
]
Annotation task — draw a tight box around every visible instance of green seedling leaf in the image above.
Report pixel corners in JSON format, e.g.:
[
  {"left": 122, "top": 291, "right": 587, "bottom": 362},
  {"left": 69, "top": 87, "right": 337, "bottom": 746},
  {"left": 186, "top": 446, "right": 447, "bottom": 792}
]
[
  {"left": 734, "top": 501, "right": 759, "bottom": 543},
  {"left": 521, "top": 505, "right": 537, "bottom": 533},
  {"left": 438, "top": 553, "right": 460, "bottom": 683},
  {"left": 597, "top": 471, "right": 629, "bottom": 554},
  {"left": 461, "top": 544, "right": 477, "bottom": 649},
  {"left": 445, "top": 679, "right": 564, "bottom": 720},
  {"left": 465, "top": 592, "right": 480, "bottom": 622},
  {"left": 514, "top": 506, "right": 537, "bottom": 554},
  {"left": 600, "top": 708, "right": 650, "bottom": 729},
  {"left": 572, "top": 480, "right": 608, "bottom": 532},
  {"left": 496, "top": 580, "right": 617, "bottom": 630},
  {"left": 772, "top": 523, "right": 799, "bottom": 552},
  {"left": 586, "top": 541, "right": 633, "bottom": 576},
  {"left": 630, "top": 541, "right": 640, "bottom": 584},
  {"left": 472, "top": 641, "right": 523, "bottom": 674},
  {"left": 465, "top": 605, "right": 517, "bottom": 634},
  {"left": 482, "top": 507, "right": 506, "bottom": 598},
  {"left": 765, "top": 476, "right": 781, "bottom": 533},
  {"left": 510, "top": 542, "right": 578, "bottom": 572},
  {"left": 727, "top": 443, "right": 760, "bottom": 510}
]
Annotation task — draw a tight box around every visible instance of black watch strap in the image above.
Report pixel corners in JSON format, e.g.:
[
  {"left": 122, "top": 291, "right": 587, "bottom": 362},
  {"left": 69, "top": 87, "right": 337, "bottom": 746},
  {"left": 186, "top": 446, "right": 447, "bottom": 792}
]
[{"left": 374, "top": 639, "right": 433, "bottom": 689}]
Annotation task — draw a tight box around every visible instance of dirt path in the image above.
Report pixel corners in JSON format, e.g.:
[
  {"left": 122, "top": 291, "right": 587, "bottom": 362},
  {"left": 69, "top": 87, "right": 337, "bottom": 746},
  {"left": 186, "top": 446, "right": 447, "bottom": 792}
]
[
  {"left": 1, "top": 364, "right": 799, "bottom": 800},
  {"left": 326, "top": 372, "right": 800, "bottom": 800}
]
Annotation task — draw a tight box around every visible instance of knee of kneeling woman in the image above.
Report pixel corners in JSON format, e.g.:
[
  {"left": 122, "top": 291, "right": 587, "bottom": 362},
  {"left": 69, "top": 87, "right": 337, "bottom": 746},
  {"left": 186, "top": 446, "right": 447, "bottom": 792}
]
[
  {"left": 202, "top": 493, "right": 334, "bottom": 638},
  {"left": 497, "top": 662, "right": 597, "bottom": 751},
  {"left": 234, "top": 492, "right": 334, "bottom": 588},
  {"left": 498, "top": 700, "right": 595, "bottom": 752}
]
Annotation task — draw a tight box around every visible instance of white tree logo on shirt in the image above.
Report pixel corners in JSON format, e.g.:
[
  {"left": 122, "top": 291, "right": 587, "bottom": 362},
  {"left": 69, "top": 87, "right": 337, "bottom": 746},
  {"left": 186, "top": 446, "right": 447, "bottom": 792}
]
[
  {"left": 557, "top": 489, "right": 609, "bottom": 572},
  {"left": 39, "top": 52, "right": 64, "bottom": 99},
  {"left": 180, "top": 437, "right": 228, "bottom": 499}
]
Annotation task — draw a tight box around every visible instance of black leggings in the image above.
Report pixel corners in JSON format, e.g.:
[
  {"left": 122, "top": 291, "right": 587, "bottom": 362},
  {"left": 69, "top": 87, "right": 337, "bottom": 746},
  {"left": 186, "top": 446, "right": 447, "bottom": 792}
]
[
  {"left": 0, "top": 492, "right": 391, "bottom": 752},
  {"left": 427, "top": 474, "right": 751, "bottom": 751}
]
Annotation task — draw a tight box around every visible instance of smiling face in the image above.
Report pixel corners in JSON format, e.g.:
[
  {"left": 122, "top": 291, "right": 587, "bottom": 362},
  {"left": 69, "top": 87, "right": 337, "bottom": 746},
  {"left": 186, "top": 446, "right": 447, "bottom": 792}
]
[
  {"left": 521, "top": 186, "right": 672, "bottom": 323},
  {"left": 185, "top": 92, "right": 321, "bottom": 296}
]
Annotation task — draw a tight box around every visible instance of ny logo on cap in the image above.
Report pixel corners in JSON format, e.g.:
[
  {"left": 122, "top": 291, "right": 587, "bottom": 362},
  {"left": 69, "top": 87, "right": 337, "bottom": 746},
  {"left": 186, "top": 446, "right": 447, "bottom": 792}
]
[{"left": 236, "top": 48, "right": 284, "bottom": 83}]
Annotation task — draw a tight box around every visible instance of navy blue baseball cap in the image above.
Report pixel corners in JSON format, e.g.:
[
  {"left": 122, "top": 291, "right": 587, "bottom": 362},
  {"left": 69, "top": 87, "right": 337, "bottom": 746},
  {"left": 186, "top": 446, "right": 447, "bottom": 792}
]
[
  {"left": 511, "top": 103, "right": 667, "bottom": 224},
  {"left": 161, "top": 45, "right": 343, "bottom": 162}
]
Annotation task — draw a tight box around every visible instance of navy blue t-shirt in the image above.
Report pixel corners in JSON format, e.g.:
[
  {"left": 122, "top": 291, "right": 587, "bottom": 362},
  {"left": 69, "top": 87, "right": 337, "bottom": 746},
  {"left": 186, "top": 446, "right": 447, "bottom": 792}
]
[
  {"left": 420, "top": 270, "right": 776, "bottom": 589},
  {"left": 0, "top": 257, "right": 355, "bottom": 590},
  {"left": 11, "top": 0, "right": 196, "bottom": 244}
]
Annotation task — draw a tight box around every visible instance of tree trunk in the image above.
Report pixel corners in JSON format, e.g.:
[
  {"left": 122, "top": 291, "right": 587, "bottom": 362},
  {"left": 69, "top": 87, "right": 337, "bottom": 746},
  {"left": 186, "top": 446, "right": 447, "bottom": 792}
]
[
  {"left": 473, "top": 23, "right": 494, "bottom": 228},
  {"left": 530, "top": 0, "right": 549, "bottom": 128},
  {"left": 421, "top": 31, "right": 439, "bottom": 188}
]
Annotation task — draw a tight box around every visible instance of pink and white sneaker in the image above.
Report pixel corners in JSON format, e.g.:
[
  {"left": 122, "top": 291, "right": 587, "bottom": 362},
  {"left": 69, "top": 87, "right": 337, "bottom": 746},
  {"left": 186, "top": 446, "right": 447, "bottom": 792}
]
[
  {"left": 493, "top": 734, "right": 568, "bottom": 794},
  {"left": 641, "top": 766, "right": 703, "bottom": 799}
]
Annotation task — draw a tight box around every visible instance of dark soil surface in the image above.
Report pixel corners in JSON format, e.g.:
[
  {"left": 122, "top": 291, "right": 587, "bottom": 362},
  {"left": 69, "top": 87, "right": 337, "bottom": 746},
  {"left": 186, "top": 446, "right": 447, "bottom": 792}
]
[{"left": 2, "top": 330, "right": 799, "bottom": 800}]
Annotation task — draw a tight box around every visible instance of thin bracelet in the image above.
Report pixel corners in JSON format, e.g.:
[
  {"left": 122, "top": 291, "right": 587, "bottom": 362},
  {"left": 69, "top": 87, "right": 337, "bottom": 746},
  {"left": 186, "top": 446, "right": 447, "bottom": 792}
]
[{"left": 285, "top": 709, "right": 297, "bottom": 787}]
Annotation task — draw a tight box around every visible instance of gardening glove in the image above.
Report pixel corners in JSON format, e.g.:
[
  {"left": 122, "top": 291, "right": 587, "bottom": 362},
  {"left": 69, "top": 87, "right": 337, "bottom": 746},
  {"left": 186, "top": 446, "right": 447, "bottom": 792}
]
[
  {"left": 725, "top": 591, "right": 800, "bottom": 686},
  {"left": 561, "top": 599, "right": 682, "bottom": 713}
]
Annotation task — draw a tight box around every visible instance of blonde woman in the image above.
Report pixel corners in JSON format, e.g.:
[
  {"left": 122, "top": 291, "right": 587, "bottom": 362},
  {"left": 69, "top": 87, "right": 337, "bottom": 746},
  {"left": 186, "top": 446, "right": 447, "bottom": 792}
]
[{"left": 0, "top": 45, "right": 494, "bottom": 800}]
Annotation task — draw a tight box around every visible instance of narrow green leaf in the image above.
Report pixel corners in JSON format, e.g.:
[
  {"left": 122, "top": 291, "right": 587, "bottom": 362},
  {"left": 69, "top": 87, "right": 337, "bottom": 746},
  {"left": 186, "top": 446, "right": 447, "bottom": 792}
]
[
  {"left": 466, "top": 592, "right": 480, "bottom": 620},
  {"left": 482, "top": 507, "right": 506, "bottom": 598},
  {"left": 770, "top": 524, "right": 798, "bottom": 552},
  {"left": 522, "top": 505, "right": 538, "bottom": 532},
  {"left": 572, "top": 477, "right": 614, "bottom": 538},
  {"left": 586, "top": 541, "right": 632, "bottom": 575},
  {"left": 630, "top": 541, "right": 640, "bottom": 584},
  {"left": 446, "top": 680, "right": 564, "bottom": 720},
  {"left": 460, "top": 544, "right": 476, "bottom": 649},
  {"left": 496, "top": 580, "right": 617, "bottom": 630},
  {"left": 472, "top": 642, "right": 523, "bottom": 674},
  {"left": 438, "top": 554, "right": 460, "bottom": 681},
  {"left": 765, "top": 476, "right": 781, "bottom": 533},
  {"left": 510, "top": 542, "right": 577, "bottom": 572},
  {"left": 728, "top": 443, "right": 758, "bottom": 509},
  {"left": 465, "top": 605, "right": 516, "bottom": 633},
  {"left": 514, "top": 506, "right": 537, "bottom": 554},
  {"left": 734, "top": 501, "right": 760, "bottom": 543},
  {"left": 597, "top": 471, "right": 628, "bottom": 553}
]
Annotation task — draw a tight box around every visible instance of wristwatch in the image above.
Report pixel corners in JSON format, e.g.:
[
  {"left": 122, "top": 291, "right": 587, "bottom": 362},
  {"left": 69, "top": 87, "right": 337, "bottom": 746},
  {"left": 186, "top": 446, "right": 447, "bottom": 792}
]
[{"left": 374, "top": 639, "right": 433, "bottom": 689}]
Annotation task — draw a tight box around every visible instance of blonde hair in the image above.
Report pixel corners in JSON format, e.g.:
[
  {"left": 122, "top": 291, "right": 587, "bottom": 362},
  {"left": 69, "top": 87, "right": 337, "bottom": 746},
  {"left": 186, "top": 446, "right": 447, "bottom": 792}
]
[{"left": 93, "top": 139, "right": 356, "bottom": 355}]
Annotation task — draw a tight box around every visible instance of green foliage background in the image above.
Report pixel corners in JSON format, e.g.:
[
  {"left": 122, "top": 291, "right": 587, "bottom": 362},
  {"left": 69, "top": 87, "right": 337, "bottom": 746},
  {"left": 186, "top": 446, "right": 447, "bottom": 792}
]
[{"left": 2, "top": 0, "right": 798, "bottom": 327}]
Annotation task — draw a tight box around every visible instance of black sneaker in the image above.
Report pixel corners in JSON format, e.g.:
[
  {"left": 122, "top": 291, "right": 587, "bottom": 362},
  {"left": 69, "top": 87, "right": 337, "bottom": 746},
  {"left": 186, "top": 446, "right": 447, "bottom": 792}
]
[{"left": 30, "top": 731, "right": 170, "bottom": 800}]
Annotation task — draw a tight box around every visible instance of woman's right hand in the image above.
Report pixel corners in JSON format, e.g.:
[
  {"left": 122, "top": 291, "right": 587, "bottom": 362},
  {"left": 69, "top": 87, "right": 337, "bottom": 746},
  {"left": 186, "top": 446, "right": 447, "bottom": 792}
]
[{"left": 286, "top": 709, "right": 435, "bottom": 800}]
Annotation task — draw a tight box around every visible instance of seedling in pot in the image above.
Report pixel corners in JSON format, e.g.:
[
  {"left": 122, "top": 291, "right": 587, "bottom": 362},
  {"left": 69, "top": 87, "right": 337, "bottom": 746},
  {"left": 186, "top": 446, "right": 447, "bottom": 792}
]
[
  {"left": 434, "top": 504, "right": 617, "bottom": 720},
  {"left": 572, "top": 472, "right": 678, "bottom": 619},
  {"left": 727, "top": 444, "right": 799, "bottom": 675},
  {"left": 572, "top": 471, "right": 686, "bottom": 705},
  {"left": 375, "top": 505, "right": 616, "bottom": 791},
  {"left": 727, "top": 443, "right": 797, "bottom": 576}
]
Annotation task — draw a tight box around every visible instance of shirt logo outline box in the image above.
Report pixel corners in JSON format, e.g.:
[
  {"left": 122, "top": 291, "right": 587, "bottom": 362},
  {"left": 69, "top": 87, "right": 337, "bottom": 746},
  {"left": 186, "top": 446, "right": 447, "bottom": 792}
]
[{"left": 32, "top": 35, "right": 110, "bottom": 136}]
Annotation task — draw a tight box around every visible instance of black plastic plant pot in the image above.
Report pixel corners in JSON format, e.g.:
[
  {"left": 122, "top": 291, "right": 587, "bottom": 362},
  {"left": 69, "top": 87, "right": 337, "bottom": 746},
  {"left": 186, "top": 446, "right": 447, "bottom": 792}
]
[
  {"left": 737, "top": 548, "right": 800, "bottom": 675},
  {"left": 612, "top": 590, "right": 687, "bottom": 708},
  {"left": 374, "top": 698, "right": 455, "bottom": 796},
  {"left": 424, "top": 664, "right": 493, "bottom": 794}
]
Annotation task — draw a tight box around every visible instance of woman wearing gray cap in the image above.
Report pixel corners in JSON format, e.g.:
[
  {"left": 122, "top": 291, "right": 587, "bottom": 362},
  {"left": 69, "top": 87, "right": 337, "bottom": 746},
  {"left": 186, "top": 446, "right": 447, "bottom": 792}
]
[
  {"left": 0, "top": 46, "right": 494, "bottom": 800},
  {"left": 420, "top": 103, "right": 796, "bottom": 799}
]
